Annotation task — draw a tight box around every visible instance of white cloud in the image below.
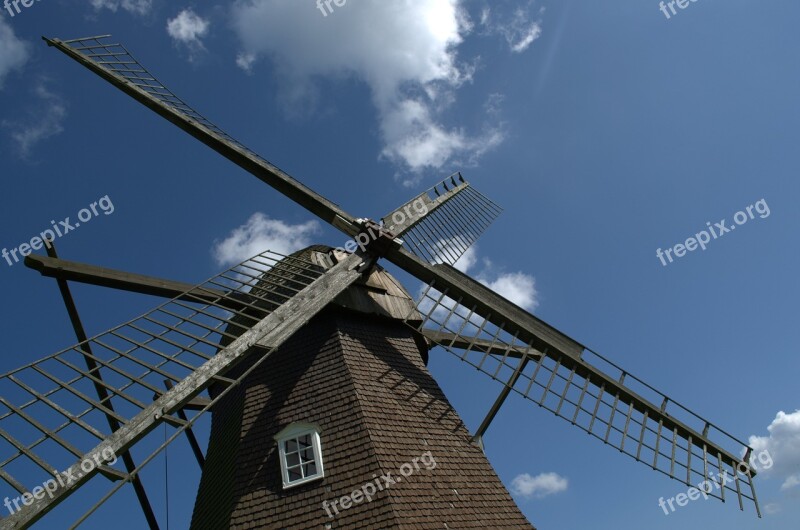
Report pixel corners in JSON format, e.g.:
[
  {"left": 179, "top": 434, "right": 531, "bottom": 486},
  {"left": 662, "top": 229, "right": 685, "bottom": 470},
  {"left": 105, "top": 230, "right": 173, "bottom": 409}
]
[
  {"left": 230, "top": 0, "right": 504, "bottom": 179},
  {"left": 235, "top": 52, "right": 256, "bottom": 74},
  {"left": 764, "top": 503, "right": 781, "bottom": 515},
  {"left": 0, "top": 19, "right": 29, "bottom": 89},
  {"left": 418, "top": 242, "right": 538, "bottom": 335},
  {"left": 167, "top": 9, "right": 210, "bottom": 61},
  {"left": 456, "top": 245, "right": 539, "bottom": 312},
  {"left": 481, "top": 2, "right": 543, "bottom": 53},
  {"left": 212, "top": 213, "right": 320, "bottom": 266},
  {"left": 2, "top": 84, "right": 67, "bottom": 158},
  {"left": 510, "top": 472, "right": 568, "bottom": 499},
  {"left": 748, "top": 410, "right": 800, "bottom": 491},
  {"left": 483, "top": 272, "right": 538, "bottom": 310},
  {"left": 453, "top": 246, "right": 478, "bottom": 273},
  {"left": 781, "top": 475, "right": 800, "bottom": 491},
  {"left": 90, "top": 0, "right": 153, "bottom": 15},
  {"left": 167, "top": 9, "right": 210, "bottom": 46}
]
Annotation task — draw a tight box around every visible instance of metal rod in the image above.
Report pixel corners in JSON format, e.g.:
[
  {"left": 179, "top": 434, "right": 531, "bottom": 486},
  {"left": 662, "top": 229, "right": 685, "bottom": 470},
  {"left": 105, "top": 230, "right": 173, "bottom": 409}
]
[
  {"left": 570, "top": 375, "right": 591, "bottom": 424},
  {"left": 43, "top": 244, "right": 161, "bottom": 530},
  {"left": 472, "top": 356, "right": 530, "bottom": 444},
  {"left": 162, "top": 381, "right": 204, "bottom": 470}
]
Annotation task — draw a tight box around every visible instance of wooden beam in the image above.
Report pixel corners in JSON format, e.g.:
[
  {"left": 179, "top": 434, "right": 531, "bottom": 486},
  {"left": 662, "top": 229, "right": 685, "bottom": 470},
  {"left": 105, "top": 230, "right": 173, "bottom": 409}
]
[
  {"left": 41, "top": 245, "right": 161, "bottom": 530},
  {"left": 3, "top": 252, "right": 369, "bottom": 530},
  {"left": 421, "top": 330, "right": 541, "bottom": 359},
  {"left": 25, "top": 255, "right": 233, "bottom": 306},
  {"left": 388, "top": 246, "right": 747, "bottom": 473},
  {"left": 45, "top": 36, "right": 361, "bottom": 238},
  {"left": 381, "top": 181, "right": 469, "bottom": 236}
]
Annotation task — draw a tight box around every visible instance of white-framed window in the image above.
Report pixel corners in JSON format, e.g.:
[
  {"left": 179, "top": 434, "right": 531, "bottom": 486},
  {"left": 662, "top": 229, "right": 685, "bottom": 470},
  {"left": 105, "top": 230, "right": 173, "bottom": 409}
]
[{"left": 274, "top": 423, "right": 325, "bottom": 489}]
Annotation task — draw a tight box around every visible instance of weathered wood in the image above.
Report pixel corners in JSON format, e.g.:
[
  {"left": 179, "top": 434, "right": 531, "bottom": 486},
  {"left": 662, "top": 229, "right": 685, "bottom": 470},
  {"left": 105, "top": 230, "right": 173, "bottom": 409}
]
[
  {"left": 25, "top": 255, "right": 230, "bottom": 306},
  {"left": 421, "top": 330, "right": 541, "bottom": 358},
  {"left": 45, "top": 36, "right": 361, "bottom": 238},
  {"left": 391, "top": 247, "right": 584, "bottom": 358},
  {"left": 3, "top": 253, "right": 368, "bottom": 530},
  {"left": 40, "top": 245, "right": 161, "bottom": 530},
  {"left": 382, "top": 182, "right": 469, "bottom": 236},
  {"left": 472, "top": 356, "right": 531, "bottom": 447},
  {"left": 387, "top": 246, "right": 745, "bottom": 472}
]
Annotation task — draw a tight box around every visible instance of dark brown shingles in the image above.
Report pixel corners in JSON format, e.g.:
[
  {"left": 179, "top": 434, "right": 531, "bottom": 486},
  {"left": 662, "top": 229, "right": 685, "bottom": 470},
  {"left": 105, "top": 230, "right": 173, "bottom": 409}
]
[{"left": 191, "top": 307, "right": 534, "bottom": 529}]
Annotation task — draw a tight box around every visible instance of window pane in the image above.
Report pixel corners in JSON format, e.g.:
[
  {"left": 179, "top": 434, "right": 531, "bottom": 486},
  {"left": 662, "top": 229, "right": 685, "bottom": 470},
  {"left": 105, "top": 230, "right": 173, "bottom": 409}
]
[
  {"left": 286, "top": 452, "right": 300, "bottom": 467},
  {"left": 288, "top": 467, "right": 302, "bottom": 481},
  {"left": 299, "top": 434, "right": 312, "bottom": 448},
  {"left": 285, "top": 439, "right": 298, "bottom": 453},
  {"left": 301, "top": 448, "right": 315, "bottom": 463},
  {"left": 303, "top": 462, "right": 317, "bottom": 476}
]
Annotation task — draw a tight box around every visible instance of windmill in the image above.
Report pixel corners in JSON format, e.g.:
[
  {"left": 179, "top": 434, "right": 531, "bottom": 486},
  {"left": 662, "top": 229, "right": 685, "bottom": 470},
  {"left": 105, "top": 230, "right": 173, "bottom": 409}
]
[{"left": 0, "top": 34, "right": 762, "bottom": 529}]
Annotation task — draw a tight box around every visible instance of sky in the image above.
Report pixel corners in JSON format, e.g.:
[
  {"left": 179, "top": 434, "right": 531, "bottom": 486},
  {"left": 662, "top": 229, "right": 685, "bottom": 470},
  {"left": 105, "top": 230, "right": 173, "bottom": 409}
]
[{"left": 0, "top": 0, "right": 798, "bottom": 529}]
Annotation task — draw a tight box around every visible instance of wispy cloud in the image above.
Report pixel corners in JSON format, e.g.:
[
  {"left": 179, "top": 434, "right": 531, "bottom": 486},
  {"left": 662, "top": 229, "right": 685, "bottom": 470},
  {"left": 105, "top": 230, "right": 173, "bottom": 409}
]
[
  {"left": 0, "top": 18, "right": 29, "bottom": 89},
  {"left": 89, "top": 0, "right": 153, "bottom": 15},
  {"left": 230, "top": 0, "right": 505, "bottom": 182},
  {"left": 212, "top": 213, "right": 320, "bottom": 266},
  {"left": 2, "top": 83, "right": 67, "bottom": 158},
  {"left": 167, "top": 9, "right": 210, "bottom": 60},
  {"left": 480, "top": 1, "right": 544, "bottom": 53},
  {"left": 510, "top": 472, "right": 568, "bottom": 499}
]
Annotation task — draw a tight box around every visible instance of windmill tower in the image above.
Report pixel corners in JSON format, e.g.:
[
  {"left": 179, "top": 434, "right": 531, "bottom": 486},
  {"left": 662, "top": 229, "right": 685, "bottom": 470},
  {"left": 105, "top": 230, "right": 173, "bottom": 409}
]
[{"left": 0, "top": 35, "right": 762, "bottom": 529}]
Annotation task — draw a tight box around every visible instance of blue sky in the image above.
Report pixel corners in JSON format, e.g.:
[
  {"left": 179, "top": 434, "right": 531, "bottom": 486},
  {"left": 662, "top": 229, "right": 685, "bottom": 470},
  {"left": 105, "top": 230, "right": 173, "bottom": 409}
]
[{"left": 1, "top": 1, "right": 798, "bottom": 529}]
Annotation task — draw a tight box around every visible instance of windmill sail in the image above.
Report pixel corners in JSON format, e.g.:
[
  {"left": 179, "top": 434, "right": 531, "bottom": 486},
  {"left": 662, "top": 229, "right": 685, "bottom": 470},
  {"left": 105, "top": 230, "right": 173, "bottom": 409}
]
[
  {"left": 382, "top": 173, "right": 503, "bottom": 266},
  {"left": 44, "top": 35, "right": 360, "bottom": 238},
  {"left": 0, "top": 250, "right": 370, "bottom": 529},
  {"left": 397, "top": 255, "right": 761, "bottom": 516},
  {"left": 42, "top": 32, "right": 763, "bottom": 522}
]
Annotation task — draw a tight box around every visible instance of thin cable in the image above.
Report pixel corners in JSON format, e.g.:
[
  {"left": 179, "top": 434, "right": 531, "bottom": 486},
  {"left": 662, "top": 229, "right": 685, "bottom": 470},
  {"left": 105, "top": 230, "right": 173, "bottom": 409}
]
[{"left": 164, "top": 422, "right": 170, "bottom": 530}]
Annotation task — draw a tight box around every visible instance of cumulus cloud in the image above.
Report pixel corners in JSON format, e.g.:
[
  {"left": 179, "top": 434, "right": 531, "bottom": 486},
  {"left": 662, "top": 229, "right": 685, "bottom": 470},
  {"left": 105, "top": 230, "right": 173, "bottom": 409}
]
[
  {"left": 167, "top": 9, "right": 210, "bottom": 60},
  {"left": 89, "top": 0, "right": 153, "bottom": 15},
  {"left": 748, "top": 410, "right": 800, "bottom": 491},
  {"left": 212, "top": 213, "right": 320, "bottom": 266},
  {"left": 427, "top": 238, "right": 538, "bottom": 311},
  {"left": 483, "top": 271, "right": 538, "bottom": 310},
  {"left": 418, "top": 242, "right": 538, "bottom": 334},
  {"left": 457, "top": 245, "right": 539, "bottom": 311},
  {"left": 453, "top": 245, "right": 478, "bottom": 273},
  {"left": 2, "top": 83, "right": 67, "bottom": 158},
  {"left": 510, "top": 472, "right": 568, "bottom": 499},
  {"left": 0, "top": 19, "right": 29, "bottom": 89},
  {"left": 479, "top": 1, "right": 544, "bottom": 54},
  {"left": 230, "top": 0, "right": 504, "bottom": 180},
  {"left": 167, "top": 9, "right": 209, "bottom": 45}
]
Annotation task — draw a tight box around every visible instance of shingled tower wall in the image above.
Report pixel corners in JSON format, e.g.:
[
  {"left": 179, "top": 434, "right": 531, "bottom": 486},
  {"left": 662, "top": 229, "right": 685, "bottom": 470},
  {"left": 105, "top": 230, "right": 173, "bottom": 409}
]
[{"left": 190, "top": 247, "right": 534, "bottom": 529}]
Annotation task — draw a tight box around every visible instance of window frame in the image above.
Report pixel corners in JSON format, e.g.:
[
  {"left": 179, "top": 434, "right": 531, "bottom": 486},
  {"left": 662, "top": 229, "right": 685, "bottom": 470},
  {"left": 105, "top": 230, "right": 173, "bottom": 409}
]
[{"left": 274, "top": 422, "right": 325, "bottom": 489}]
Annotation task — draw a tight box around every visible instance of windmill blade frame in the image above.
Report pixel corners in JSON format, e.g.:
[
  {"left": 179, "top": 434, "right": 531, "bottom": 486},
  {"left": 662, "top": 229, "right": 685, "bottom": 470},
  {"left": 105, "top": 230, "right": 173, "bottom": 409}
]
[
  {"left": 391, "top": 250, "right": 761, "bottom": 516},
  {"left": 0, "top": 250, "right": 373, "bottom": 529},
  {"left": 39, "top": 32, "right": 763, "bottom": 522},
  {"left": 381, "top": 172, "right": 503, "bottom": 266},
  {"left": 43, "top": 35, "right": 361, "bottom": 239}
]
